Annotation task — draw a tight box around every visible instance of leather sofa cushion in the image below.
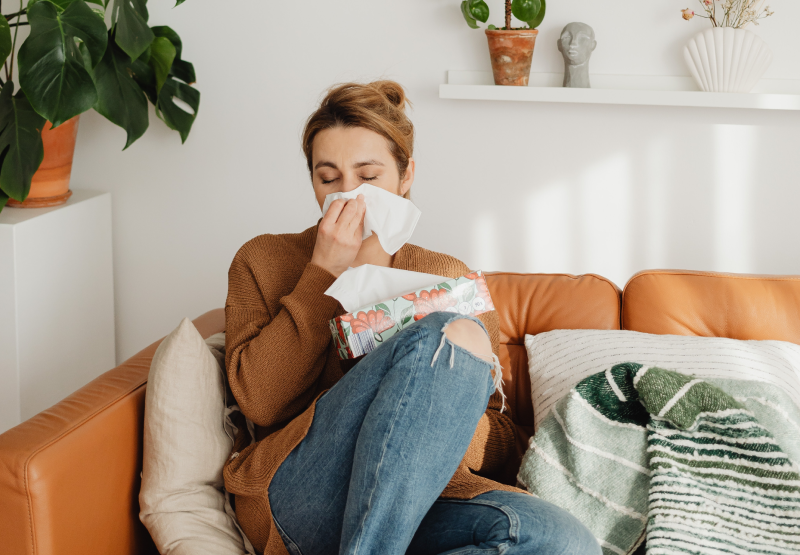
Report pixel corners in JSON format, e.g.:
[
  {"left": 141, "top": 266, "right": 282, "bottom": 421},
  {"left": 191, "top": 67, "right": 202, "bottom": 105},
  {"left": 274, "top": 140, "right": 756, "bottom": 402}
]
[
  {"left": 623, "top": 270, "right": 800, "bottom": 344},
  {"left": 486, "top": 272, "right": 621, "bottom": 454}
]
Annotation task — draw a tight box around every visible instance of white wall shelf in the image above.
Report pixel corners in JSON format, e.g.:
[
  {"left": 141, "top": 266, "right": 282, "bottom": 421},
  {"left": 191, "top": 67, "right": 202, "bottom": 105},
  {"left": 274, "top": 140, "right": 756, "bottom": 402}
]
[{"left": 440, "top": 70, "right": 800, "bottom": 111}]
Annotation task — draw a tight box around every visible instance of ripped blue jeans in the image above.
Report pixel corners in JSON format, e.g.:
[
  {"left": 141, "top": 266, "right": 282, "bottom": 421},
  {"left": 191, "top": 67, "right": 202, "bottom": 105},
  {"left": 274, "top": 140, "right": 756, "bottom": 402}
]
[{"left": 269, "top": 311, "right": 600, "bottom": 555}]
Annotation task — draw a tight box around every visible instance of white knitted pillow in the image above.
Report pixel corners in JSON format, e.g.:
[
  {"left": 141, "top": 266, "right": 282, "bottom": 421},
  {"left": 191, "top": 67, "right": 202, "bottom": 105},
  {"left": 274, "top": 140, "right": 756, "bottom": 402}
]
[{"left": 524, "top": 328, "right": 800, "bottom": 432}]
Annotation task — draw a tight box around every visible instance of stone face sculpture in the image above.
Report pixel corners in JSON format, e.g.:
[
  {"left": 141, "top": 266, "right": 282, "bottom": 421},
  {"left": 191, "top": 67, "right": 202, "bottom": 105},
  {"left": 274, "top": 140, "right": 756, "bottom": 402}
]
[{"left": 557, "top": 22, "right": 597, "bottom": 88}]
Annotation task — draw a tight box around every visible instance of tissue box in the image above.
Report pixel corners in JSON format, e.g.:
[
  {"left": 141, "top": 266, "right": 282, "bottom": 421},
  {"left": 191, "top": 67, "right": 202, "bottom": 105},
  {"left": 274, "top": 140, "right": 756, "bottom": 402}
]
[{"left": 329, "top": 270, "right": 495, "bottom": 360}]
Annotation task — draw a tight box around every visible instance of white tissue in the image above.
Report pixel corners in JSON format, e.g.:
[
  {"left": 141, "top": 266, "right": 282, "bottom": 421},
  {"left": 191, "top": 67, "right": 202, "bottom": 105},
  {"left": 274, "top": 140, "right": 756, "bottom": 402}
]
[
  {"left": 321, "top": 184, "right": 421, "bottom": 256},
  {"left": 325, "top": 264, "right": 447, "bottom": 313}
]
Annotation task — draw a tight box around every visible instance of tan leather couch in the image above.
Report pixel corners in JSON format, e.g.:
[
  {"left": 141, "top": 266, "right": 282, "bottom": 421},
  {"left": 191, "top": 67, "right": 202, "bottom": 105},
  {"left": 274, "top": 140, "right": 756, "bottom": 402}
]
[{"left": 2, "top": 269, "right": 799, "bottom": 555}]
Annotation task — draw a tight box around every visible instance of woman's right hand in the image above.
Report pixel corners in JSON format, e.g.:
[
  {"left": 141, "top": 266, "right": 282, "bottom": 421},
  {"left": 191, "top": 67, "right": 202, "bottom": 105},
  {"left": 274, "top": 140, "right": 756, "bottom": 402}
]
[{"left": 311, "top": 195, "right": 366, "bottom": 277}]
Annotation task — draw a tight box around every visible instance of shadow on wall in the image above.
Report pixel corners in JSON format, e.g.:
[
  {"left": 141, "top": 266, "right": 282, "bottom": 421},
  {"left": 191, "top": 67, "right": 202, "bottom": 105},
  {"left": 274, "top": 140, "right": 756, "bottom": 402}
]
[{"left": 470, "top": 123, "right": 782, "bottom": 287}]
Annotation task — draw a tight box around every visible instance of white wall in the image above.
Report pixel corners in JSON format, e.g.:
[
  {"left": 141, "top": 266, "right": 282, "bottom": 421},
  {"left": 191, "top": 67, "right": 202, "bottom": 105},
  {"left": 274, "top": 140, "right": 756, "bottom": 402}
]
[{"left": 70, "top": 0, "right": 800, "bottom": 362}]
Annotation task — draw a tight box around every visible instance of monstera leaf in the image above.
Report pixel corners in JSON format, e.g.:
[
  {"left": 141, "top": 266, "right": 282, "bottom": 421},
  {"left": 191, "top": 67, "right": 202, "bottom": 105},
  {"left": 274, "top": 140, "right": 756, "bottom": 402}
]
[
  {"left": 151, "top": 26, "right": 182, "bottom": 58},
  {"left": 18, "top": 0, "right": 107, "bottom": 127},
  {"left": 0, "top": 16, "right": 12, "bottom": 68},
  {"left": 13, "top": 0, "right": 197, "bottom": 154},
  {"left": 156, "top": 78, "right": 199, "bottom": 143},
  {"left": 111, "top": 0, "right": 153, "bottom": 60},
  {"left": 138, "top": 26, "right": 199, "bottom": 143},
  {"left": 152, "top": 26, "right": 195, "bottom": 84},
  {"left": 0, "top": 84, "right": 46, "bottom": 204},
  {"left": 148, "top": 37, "right": 176, "bottom": 94},
  {"left": 129, "top": 50, "right": 157, "bottom": 104},
  {"left": 26, "top": 0, "right": 105, "bottom": 19},
  {"left": 28, "top": 0, "right": 78, "bottom": 9},
  {"left": 92, "top": 37, "right": 149, "bottom": 149},
  {"left": 126, "top": 25, "right": 199, "bottom": 144}
]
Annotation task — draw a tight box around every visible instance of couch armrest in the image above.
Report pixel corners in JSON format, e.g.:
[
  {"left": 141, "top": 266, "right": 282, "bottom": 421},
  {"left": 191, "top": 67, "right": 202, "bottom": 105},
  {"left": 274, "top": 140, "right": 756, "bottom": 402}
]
[{"left": 0, "top": 309, "right": 225, "bottom": 555}]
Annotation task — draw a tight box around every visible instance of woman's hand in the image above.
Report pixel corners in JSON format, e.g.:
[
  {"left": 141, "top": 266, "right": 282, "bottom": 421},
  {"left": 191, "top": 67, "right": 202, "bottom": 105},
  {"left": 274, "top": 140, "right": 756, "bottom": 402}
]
[{"left": 311, "top": 195, "right": 366, "bottom": 277}]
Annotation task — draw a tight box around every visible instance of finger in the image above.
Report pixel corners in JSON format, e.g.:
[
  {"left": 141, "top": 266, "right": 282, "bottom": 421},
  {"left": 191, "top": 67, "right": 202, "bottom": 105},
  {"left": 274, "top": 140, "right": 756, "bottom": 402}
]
[
  {"left": 352, "top": 210, "right": 365, "bottom": 242},
  {"left": 336, "top": 198, "right": 360, "bottom": 227},
  {"left": 346, "top": 196, "right": 366, "bottom": 234},
  {"left": 323, "top": 199, "right": 346, "bottom": 223}
]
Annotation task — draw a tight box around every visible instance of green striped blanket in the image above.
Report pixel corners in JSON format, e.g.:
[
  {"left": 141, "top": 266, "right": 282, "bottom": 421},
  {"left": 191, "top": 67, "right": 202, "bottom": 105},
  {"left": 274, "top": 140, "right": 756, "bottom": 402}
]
[{"left": 518, "top": 363, "right": 800, "bottom": 555}]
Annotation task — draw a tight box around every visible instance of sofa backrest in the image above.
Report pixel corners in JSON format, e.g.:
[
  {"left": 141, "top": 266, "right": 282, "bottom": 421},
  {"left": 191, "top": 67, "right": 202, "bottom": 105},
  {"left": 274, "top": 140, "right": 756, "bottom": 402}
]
[
  {"left": 623, "top": 270, "right": 800, "bottom": 344},
  {"left": 17, "top": 269, "right": 800, "bottom": 555},
  {"left": 486, "top": 272, "right": 622, "bottom": 453},
  {"left": 0, "top": 274, "right": 623, "bottom": 555}
]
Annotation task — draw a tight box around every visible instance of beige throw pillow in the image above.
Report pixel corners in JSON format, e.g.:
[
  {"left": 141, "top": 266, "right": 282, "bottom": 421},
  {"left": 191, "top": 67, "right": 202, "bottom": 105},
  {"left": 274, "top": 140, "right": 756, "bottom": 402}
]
[{"left": 140, "top": 318, "right": 253, "bottom": 555}]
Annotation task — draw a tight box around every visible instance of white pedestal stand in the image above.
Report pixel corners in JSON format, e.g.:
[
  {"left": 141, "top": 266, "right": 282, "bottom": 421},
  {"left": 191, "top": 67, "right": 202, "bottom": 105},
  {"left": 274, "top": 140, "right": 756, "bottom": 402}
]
[{"left": 0, "top": 190, "right": 115, "bottom": 433}]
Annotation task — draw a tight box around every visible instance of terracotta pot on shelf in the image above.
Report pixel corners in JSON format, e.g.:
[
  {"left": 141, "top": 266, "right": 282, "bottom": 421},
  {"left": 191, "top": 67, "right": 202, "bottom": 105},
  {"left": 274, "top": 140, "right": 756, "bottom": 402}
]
[
  {"left": 6, "top": 115, "right": 79, "bottom": 208},
  {"left": 485, "top": 28, "right": 538, "bottom": 86}
]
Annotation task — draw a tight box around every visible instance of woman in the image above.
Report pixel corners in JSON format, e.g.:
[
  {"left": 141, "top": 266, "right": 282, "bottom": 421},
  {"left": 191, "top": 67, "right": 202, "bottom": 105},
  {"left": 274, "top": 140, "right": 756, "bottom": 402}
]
[{"left": 223, "top": 81, "right": 600, "bottom": 555}]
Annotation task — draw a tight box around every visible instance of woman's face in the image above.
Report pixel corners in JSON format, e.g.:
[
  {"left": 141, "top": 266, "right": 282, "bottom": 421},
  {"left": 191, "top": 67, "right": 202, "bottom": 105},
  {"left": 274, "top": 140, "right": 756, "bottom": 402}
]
[{"left": 311, "top": 126, "right": 415, "bottom": 209}]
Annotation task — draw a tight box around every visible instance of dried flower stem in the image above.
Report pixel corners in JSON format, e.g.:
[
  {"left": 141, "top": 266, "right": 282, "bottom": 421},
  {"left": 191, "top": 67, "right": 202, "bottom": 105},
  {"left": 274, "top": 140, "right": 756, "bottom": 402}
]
[{"left": 688, "top": 0, "right": 773, "bottom": 28}]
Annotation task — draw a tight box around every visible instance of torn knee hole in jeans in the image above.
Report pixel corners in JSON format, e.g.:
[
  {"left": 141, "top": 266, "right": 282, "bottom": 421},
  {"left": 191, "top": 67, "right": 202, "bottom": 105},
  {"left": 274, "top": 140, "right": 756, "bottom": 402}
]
[{"left": 429, "top": 321, "right": 507, "bottom": 413}]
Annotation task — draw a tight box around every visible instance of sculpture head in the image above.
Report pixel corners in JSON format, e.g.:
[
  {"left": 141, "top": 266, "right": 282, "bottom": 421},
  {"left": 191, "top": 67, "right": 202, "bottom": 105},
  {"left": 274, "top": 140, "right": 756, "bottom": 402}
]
[{"left": 557, "top": 22, "right": 597, "bottom": 66}]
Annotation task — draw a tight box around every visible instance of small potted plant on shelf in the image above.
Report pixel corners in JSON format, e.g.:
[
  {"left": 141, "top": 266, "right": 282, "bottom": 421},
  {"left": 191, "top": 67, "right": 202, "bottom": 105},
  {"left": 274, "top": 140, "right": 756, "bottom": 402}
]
[
  {"left": 680, "top": 0, "right": 774, "bottom": 93},
  {"left": 461, "top": 0, "right": 546, "bottom": 86},
  {"left": 0, "top": 0, "right": 200, "bottom": 212}
]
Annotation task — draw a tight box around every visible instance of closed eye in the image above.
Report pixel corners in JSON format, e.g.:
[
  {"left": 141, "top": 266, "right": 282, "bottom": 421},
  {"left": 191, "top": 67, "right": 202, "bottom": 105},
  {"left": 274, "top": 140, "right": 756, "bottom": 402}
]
[{"left": 361, "top": 176, "right": 378, "bottom": 181}]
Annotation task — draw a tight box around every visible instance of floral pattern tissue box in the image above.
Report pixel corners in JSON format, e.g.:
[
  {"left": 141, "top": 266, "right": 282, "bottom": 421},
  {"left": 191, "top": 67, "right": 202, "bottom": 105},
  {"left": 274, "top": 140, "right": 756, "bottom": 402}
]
[{"left": 329, "top": 271, "right": 496, "bottom": 359}]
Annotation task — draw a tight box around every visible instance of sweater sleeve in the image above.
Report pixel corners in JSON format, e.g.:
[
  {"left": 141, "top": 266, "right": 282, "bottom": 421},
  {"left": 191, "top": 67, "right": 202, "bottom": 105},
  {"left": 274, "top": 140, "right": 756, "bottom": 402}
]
[{"left": 225, "top": 249, "right": 341, "bottom": 428}]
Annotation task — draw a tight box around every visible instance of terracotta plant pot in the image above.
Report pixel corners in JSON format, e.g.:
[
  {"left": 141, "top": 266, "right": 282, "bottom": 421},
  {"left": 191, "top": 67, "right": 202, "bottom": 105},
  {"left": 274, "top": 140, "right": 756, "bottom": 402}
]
[
  {"left": 6, "top": 116, "right": 79, "bottom": 208},
  {"left": 485, "top": 29, "right": 539, "bottom": 86}
]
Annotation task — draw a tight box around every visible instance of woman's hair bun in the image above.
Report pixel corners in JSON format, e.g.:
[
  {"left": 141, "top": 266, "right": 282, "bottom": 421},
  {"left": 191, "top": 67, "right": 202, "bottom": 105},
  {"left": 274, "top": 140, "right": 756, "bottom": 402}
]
[{"left": 371, "top": 80, "right": 408, "bottom": 110}]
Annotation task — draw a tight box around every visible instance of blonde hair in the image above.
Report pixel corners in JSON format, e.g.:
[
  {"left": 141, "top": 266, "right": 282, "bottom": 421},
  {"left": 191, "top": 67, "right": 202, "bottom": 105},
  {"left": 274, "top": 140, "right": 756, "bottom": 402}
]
[{"left": 302, "top": 80, "right": 414, "bottom": 199}]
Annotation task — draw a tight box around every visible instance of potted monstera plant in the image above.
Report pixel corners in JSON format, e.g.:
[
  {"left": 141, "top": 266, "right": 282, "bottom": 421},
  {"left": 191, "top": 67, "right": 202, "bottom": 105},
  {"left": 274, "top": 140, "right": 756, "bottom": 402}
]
[
  {"left": 0, "top": 0, "right": 199, "bottom": 211},
  {"left": 461, "top": 0, "right": 546, "bottom": 86}
]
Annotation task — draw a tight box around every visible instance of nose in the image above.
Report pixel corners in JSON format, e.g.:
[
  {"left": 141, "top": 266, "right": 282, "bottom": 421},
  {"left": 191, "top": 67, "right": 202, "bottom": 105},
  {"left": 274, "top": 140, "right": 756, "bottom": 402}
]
[{"left": 340, "top": 175, "right": 362, "bottom": 193}]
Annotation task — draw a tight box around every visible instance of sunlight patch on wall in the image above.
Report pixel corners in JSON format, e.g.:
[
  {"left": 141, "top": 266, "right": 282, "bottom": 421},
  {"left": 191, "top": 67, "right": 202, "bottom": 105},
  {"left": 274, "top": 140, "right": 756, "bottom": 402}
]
[
  {"left": 472, "top": 212, "right": 502, "bottom": 273},
  {"left": 579, "top": 154, "right": 633, "bottom": 287},
  {"left": 643, "top": 138, "right": 669, "bottom": 268},
  {"left": 713, "top": 124, "right": 754, "bottom": 273},
  {"left": 525, "top": 182, "right": 573, "bottom": 274}
]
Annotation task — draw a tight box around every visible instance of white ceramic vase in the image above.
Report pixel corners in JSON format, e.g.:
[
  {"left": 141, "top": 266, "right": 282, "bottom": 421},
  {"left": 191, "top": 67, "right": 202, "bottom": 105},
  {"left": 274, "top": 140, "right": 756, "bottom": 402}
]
[{"left": 683, "top": 27, "right": 772, "bottom": 93}]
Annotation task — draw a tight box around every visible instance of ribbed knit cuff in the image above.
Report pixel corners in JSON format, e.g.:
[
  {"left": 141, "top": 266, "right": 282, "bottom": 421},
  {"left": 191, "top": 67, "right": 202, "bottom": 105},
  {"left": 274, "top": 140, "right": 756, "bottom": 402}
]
[
  {"left": 283, "top": 262, "right": 342, "bottom": 322},
  {"left": 304, "top": 262, "right": 338, "bottom": 290}
]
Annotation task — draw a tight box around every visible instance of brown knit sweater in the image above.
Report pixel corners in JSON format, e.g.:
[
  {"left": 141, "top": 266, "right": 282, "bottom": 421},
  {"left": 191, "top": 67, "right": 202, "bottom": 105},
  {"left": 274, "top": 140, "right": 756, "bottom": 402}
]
[{"left": 223, "top": 224, "right": 523, "bottom": 555}]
